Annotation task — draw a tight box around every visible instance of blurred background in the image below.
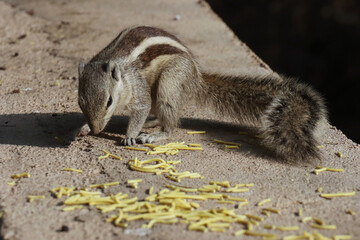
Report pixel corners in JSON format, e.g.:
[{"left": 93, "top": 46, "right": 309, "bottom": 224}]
[{"left": 207, "top": 0, "right": 360, "bottom": 144}]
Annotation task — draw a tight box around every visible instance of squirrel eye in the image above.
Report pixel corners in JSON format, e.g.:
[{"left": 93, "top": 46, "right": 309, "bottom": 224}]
[{"left": 106, "top": 96, "right": 112, "bottom": 109}]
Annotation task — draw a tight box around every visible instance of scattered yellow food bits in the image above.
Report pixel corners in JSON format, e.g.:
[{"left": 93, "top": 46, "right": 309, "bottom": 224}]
[
  {"left": 301, "top": 216, "right": 313, "bottom": 223},
  {"left": 312, "top": 166, "right": 344, "bottom": 175},
  {"left": 335, "top": 151, "right": 343, "bottom": 157},
  {"left": 224, "top": 145, "right": 239, "bottom": 149},
  {"left": 225, "top": 187, "right": 249, "bottom": 193},
  {"left": 63, "top": 168, "right": 83, "bottom": 173},
  {"left": 243, "top": 230, "right": 277, "bottom": 238},
  {"left": 310, "top": 223, "right": 336, "bottom": 230},
  {"left": 146, "top": 142, "right": 203, "bottom": 155},
  {"left": 296, "top": 208, "right": 302, "bottom": 217},
  {"left": 7, "top": 181, "right": 16, "bottom": 186},
  {"left": 98, "top": 149, "right": 122, "bottom": 160},
  {"left": 213, "top": 139, "right": 241, "bottom": 146},
  {"left": 283, "top": 231, "right": 335, "bottom": 240},
  {"left": 209, "top": 181, "right": 230, "bottom": 188},
  {"left": 124, "top": 146, "right": 148, "bottom": 152},
  {"left": 256, "top": 198, "right": 271, "bottom": 206},
  {"left": 264, "top": 225, "right": 298, "bottom": 231},
  {"left": 333, "top": 235, "right": 352, "bottom": 240},
  {"left": 186, "top": 131, "right": 206, "bottom": 134},
  {"left": 127, "top": 179, "right": 142, "bottom": 189},
  {"left": 166, "top": 185, "right": 198, "bottom": 193},
  {"left": 188, "top": 144, "right": 201, "bottom": 147},
  {"left": 90, "top": 181, "right": 119, "bottom": 189},
  {"left": 51, "top": 187, "right": 75, "bottom": 199},
  {"left": 345, "top": 210, "right": 355, "bottom": 216},
  {"left": 54, "top": 136, "right": 63, "bottom": 144},
  {"left": 316, "top": 187, "right": 323, "bottom": 193},
  {"left": 262, "top": 208, "right": 280, "bottom": 214},
  {"left": 320, "top": 191, "right": 355, "bottom": 199},
  {"left": 148, "top": 186, "right": 154, "bottom": 195},
  {"left": 28, "top": 195, "right": 45, "bottom": 202},
  {"left": 128, "top": 157, "right": 203, "bottom": 182},
  {"left": 11, "top": 172, "right": 30, "bottom": 179}
]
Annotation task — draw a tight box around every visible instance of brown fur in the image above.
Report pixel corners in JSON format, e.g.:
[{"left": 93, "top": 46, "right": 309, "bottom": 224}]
[{"left": 78, "top": 26, "right": 327, "bottom": 160}]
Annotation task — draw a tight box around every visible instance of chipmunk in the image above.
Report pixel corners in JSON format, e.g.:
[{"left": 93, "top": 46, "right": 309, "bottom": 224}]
[{"left": 77, "top": 26, "right": 327, "bottom": 160}]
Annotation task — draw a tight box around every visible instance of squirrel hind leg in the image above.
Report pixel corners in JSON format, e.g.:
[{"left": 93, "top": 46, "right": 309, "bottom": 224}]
[{"left": 143, "top": 118, "right": 161, "bottom": 128}]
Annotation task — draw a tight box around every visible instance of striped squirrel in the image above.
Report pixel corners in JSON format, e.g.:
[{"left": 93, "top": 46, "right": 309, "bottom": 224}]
[{"left": 77, "top": 26, "right": 327, "bottom": 160}]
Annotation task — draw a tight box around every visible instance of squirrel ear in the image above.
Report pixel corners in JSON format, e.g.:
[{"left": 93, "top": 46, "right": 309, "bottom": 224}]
[
  {"left": 107, "top": 60, "right": 121, "bottom": 82},
  {"left": 78, "top": 60, "right": 85, "bottom": 77}
]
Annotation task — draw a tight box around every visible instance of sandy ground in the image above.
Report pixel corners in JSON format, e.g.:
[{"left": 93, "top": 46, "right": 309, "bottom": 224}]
[{"left": 0, "top": 0, "right": 359, "bottom": 239}]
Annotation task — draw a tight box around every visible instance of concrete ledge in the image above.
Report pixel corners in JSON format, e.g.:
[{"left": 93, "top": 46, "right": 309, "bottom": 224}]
[{"left": 0, "top": 0, "right": 359, "bottom": 239}]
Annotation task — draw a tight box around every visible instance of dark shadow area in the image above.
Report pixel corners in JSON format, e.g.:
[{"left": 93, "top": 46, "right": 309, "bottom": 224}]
[
  {"left": 0, "top": 113, "right": 85, "bottom": 148},
  {"left": 207, "top": 0, "right": 360, "bottom": 144},
  {"left": 0, "top": 112, "right": 278, "bottom": 161}
]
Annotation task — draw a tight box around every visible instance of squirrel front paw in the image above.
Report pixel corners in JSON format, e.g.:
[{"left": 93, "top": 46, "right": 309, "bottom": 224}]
[
  {"left": 136, "top": 133, "right": 156, "bottom": 143},
  {"left": 120, "top": 137, "right": 137, "bottom": 146}
]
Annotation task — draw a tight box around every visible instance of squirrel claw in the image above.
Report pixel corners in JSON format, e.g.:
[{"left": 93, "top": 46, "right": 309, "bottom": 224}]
[
  {"left": 136, "top": 133, "right": 155, "bottom": 143},
  {"left": 121, "top": 137, "right": 137, "bottom": 146}
]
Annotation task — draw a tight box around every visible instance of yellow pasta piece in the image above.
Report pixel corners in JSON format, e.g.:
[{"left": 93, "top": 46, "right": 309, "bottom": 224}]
[
  {"left": 90, "top": 181, "right": 119, "bottom": 189},
  {"left": 213, "top": 139, "right": 241, "bottom": 146},
  {"left": 297, "top": 208, "right": 302, "bottom": 217},
  {"left": 333, "top": 235, "right": 352, "bottom": 240},
  {"left": 7, "top": 181, "right": 16, "bottom": 186},
  {"left": 226, "top": 187, "right": 249, "bottom": 193},
  {"left": 244, "top": 230, "right": 277, "bottom": 238},
  {"left": 63, "top": 168, "right": 83, "bottom": 173},
  {"left": 310, "top": 223, "right": 336, "bottom": 230},
  {"left": 188, "top": 144, "right": 201, "bottom": 147},
  {"left": 186, "top": 131, "right": 206, "bottom": 134},
  {"left": 51, "top": 187, "right": 74, "bottom": 198},
  {"left": 313, "top": 166, "right": 344, "bottom": 175},
  {"left": 224, "top": 145, "right": 239, "bottom": 149},
  {"left": 233, "top": 229, "right": 246, "bottom": 236},
  {"left": 276, "top": 226, "right": 299, "bottom": 231},
  {"left": 216, "top": 200, "right": 235, "bottom": 204},
  {"left": 98, "top": 149, "right": 122, "bottom": 160},
  {"left": 28, "top": 195, "right": 45, "bottom": 202},
  {"left": 335, "top": 152, "right": 343, "bottom": 157},
  {"left": 320, "top": 191, "right": 355, "bottom": 199},
  {"left": 312, "top": 217, "right": 325, "bottom": 225},
  {"left": 209, "top": 181, "right": 230, "bottom": 188},
  {"left": 11, "top": 172, "right": 30, "bottom": 179},
  {"left": 166, "top": 185, "right": 198, "bottom": 193},
  {"left": 345, "top": 210, "right": 355, "bottom": 216},
  {"left": 244, "top": 214, "right": 263, "bottom": 222},
  {"left": 262, "top": 208, "right": 280, "bottom": 214},
  {"left": 301, "top": 216, "right": 313, "bottom": 223},
  {"left": 124, "top": 146, "right": 148, "bottom": 152},
  {"left": 148, "top": 186, "right": 154, "bottom": 195},
  {"left": 198, "top": 184, "right": 220, "bottom": 192},
  {"left": 127, "top": 179, "right": 142, "bottom": 184},
  {"left": 256, "top": 198, "right": 271, "bottom": 206}
]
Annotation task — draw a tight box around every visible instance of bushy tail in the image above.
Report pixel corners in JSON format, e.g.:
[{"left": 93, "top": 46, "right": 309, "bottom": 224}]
[{"left": 199, "top": 72, "right": 327, "bottom": 160}]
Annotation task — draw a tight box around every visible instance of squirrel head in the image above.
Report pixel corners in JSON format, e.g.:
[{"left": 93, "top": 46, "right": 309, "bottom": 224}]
[{"left": 78, "top": 60, "right": 123, "bottom": 135}]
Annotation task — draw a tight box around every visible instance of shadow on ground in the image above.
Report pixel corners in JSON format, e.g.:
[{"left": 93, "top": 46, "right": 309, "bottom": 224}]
[{"left": 0, "top": 112, "right": 275, "bottom": 160}]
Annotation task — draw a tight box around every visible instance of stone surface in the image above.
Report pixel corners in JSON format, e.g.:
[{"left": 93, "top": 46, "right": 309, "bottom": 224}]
[{"left": 0, "top": 0, "right": 359, "bottom": 239}]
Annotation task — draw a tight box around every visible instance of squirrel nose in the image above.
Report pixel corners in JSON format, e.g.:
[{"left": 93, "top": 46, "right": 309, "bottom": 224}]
[{"left": 89, "top": 124, "right": 101, "bottom": 135}]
